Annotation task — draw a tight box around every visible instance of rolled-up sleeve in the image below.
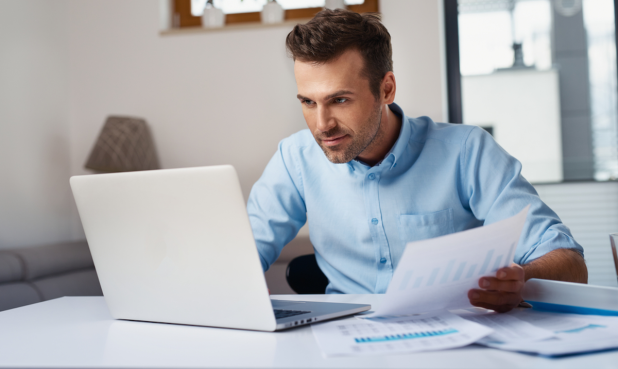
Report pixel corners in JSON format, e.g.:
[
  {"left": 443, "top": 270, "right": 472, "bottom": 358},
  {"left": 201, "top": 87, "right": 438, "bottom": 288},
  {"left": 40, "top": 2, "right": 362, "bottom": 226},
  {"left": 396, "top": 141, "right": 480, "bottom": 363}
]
[
  {"left": 460, "top": 126, "right": 584, "bottom": 264},
  {"left": 247, "top": 140, "right": 307, "bottom": 272}
]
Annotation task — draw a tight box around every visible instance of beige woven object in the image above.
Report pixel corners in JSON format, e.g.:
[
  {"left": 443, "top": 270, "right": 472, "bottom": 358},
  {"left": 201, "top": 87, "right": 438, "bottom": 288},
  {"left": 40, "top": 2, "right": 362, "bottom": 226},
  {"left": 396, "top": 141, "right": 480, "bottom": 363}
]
[{"left": 85, "top": 116, "right": 160, "bottom": 172}]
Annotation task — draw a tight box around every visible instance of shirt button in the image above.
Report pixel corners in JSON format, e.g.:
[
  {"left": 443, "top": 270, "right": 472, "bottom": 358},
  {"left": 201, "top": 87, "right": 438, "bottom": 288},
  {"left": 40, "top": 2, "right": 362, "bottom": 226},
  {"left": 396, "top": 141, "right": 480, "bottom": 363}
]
[
  {"left": 368, "top": 173, "right": 376, "bottom": 180},
  {"left": 380, "top": 258, "right": 387, "bottom": 264},
  {"left": 371, "top": 218, "right": 379, "bottom": 225}
]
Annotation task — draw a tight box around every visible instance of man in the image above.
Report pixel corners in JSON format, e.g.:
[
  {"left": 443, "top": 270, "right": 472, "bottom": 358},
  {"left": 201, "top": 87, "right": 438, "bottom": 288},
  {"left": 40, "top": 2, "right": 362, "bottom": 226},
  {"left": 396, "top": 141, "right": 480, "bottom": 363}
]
[{"left": 247, "top": 9, "right": 587, "bottom": 313}]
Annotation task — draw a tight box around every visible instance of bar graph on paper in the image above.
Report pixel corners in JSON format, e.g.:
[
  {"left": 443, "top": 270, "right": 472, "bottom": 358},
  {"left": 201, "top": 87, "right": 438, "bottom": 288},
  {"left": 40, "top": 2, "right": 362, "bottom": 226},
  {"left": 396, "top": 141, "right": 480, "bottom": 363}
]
[
  {"left": 396, "top": 244, "right": 517, "bottom": 292},
  {"left": 311, "top": 311, "right": 494, "bottom": 357}
]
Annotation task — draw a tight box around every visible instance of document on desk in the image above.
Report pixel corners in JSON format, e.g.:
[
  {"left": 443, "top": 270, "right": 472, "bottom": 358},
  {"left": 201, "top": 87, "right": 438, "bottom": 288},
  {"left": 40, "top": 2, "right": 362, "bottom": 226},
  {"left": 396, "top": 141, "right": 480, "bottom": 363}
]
[
  {"left": 459, "top": 312, "right": 555, "bottom": 344},
  {"left": 478, "top": 309, "right": 618, "bottom": 356},
  {"left": 371, "top": 205, "right": 530, "bottom": 317},
  {"left": 311, "top": 311, "right": 493, "bottom": 357}
]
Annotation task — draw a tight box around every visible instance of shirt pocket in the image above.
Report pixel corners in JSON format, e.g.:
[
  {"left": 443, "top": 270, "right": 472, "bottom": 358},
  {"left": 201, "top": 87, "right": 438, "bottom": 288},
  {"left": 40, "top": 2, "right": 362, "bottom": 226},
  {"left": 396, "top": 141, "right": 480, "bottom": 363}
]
[{"left": 398, "top": 209, "right": 455, "bottom": 244}]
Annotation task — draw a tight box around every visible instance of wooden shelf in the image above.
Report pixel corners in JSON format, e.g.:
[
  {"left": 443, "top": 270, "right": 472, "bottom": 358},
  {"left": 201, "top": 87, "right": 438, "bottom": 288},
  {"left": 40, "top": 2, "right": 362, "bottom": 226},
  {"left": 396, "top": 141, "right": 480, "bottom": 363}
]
[{"left": 160, "top": 18, "right": 312, "bottom": 36}]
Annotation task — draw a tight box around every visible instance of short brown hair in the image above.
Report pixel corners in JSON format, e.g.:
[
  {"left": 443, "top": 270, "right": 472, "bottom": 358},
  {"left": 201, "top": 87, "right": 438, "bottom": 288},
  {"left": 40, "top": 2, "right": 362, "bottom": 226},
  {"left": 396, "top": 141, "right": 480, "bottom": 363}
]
[{"left": 286, "top": 9, "right": 393, "bottom": 99}]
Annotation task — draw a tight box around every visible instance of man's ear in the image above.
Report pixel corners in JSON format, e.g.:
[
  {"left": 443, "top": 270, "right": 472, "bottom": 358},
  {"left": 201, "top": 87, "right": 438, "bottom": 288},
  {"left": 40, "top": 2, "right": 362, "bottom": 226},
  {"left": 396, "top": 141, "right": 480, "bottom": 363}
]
[{"left": 381, "top": 72, "right": 396, "bottom": 105}]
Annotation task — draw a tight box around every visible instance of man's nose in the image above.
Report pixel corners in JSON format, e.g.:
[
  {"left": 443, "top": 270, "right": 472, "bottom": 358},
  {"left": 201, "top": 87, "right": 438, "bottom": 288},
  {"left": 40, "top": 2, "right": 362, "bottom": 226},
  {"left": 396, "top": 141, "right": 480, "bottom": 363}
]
[{"left": 316, "top": 106, "right": 336, "bottom": 132}]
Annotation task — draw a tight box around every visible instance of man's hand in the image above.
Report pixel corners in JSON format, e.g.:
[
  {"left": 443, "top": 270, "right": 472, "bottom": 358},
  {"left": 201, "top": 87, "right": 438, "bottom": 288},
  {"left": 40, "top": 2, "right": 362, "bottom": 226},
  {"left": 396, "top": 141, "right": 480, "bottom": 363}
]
[
  {"left": 467, "top": 248, "right": 588, "bottom": 313},
  {"left": 468, "top": 263, "right": 524, "bottom": 313}
]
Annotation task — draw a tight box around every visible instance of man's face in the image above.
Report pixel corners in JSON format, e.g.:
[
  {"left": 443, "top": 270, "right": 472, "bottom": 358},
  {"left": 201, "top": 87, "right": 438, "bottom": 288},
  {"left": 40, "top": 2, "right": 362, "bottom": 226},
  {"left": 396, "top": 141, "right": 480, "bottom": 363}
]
[{"left": 294, "top": 49, "right": 382, "bottom": 164}]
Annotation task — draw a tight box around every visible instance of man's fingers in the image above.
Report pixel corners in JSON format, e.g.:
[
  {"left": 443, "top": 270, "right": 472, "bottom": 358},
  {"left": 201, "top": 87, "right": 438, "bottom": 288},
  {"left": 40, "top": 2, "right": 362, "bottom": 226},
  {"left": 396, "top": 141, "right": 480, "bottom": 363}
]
[
  {"left": 495, "top": 264, "right": 524, "bottom": 280},
  {"left": 468, "top": 289, "right": 520, "bottom": 311},
  {"left": 478, "top": 277, "right": 523, "bottom": 293},
  {"left": 469, "top": 264, "right": 524, "bottom": 313}
]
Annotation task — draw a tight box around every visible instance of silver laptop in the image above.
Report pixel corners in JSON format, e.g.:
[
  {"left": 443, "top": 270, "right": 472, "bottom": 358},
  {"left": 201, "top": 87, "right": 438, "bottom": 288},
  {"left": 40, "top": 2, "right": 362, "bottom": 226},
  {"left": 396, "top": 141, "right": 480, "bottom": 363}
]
[{"left": 70, "top": 165, "right": 370, "bottom": 331}]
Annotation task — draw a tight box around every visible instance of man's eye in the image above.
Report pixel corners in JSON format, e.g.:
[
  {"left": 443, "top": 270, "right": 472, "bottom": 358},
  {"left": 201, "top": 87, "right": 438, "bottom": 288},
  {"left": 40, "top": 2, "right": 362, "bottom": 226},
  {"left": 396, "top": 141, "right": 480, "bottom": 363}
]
[
  {"left": 334, "top": 98, "right": 348, "bottom": 104},
  {"left": 302, "top": 99, "right": 315, "bottom": 106}
]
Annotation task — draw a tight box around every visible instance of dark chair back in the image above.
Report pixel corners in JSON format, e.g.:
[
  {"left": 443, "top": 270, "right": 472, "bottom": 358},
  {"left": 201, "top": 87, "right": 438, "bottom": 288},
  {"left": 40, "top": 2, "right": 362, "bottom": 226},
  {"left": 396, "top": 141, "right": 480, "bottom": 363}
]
[{"left": 286, "top": 254, "right": 329, "bottom": 294}]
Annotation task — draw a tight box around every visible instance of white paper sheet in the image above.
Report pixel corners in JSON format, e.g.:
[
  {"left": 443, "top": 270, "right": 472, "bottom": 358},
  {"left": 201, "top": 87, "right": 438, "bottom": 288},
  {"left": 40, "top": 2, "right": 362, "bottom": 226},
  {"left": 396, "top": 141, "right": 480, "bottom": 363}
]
[
  {"left": 480, "top": 310, "right": 618, "bottom": 356},
  {"left": 461, "top": 313, "right": 555, "bottom": 344},
  {"left": 311, "top": 311, "right": 494, "bottom": 357},
  {"left": 508, "top": 309, "right": 593, "bottom": 331},
  {"left": 372, "top": 205, "right": 530, "bottom": 317}
]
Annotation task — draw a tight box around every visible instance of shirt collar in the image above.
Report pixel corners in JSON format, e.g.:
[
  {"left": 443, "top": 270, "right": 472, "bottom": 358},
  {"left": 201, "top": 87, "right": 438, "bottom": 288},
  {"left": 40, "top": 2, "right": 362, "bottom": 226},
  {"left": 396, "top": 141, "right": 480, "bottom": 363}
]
[
  {"left": 346, "top": 102, "right": 411, "bottom": 171},
  {"left": 381, "top": 102, "right": 411, "bottom": 170}
]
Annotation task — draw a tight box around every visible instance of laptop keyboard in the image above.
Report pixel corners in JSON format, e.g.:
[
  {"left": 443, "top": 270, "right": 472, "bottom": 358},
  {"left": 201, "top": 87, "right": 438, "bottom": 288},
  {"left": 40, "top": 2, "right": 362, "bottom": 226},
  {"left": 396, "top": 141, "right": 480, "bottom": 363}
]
[{"left": 274, "top": 309, "right": 311, "bottom": 319}]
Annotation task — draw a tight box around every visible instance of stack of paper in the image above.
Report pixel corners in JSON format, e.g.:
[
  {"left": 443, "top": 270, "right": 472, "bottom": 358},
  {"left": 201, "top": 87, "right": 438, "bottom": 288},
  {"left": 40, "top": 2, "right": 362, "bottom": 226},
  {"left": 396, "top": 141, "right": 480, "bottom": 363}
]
[
  {"left": 312, "top": 307, "right": 618, "bottom": 358},
  {"left": 458, "top": 312, "right": 556, "bottom": 344},
  {"left": 475, "top": 309, "right": 618, "bottom": 357},
  {"left": 311, "top": 311, "right": 493, "bottom": 357}
]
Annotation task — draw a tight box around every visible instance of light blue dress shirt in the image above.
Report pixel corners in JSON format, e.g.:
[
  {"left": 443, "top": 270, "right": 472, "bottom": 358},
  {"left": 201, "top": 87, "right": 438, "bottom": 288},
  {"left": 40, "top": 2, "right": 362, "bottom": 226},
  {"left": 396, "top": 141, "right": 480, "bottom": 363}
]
[{"left": 247, "top": 103, "right": 583, "bottom": 294}]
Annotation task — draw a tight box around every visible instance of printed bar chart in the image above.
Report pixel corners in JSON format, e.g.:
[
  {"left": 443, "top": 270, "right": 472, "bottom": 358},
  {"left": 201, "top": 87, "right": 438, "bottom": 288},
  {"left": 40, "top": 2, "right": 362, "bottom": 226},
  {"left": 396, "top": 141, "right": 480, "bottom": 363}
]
[
  {"left": 354, "top": 328, "right": 459, "bottom": 343},
  {"left": 312, "top": 311, "right": 494, "bottom": 357},
  {"left": 394, "top": 244, "right": 517, "bottom": 292}
]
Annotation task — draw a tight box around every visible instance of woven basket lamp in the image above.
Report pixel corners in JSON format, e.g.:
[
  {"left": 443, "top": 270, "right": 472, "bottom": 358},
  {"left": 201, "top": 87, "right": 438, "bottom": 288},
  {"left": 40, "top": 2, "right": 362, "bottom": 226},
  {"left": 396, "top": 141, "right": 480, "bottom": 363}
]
[{"left": 85, "top": 116, "right": 160, "bottom": 172}]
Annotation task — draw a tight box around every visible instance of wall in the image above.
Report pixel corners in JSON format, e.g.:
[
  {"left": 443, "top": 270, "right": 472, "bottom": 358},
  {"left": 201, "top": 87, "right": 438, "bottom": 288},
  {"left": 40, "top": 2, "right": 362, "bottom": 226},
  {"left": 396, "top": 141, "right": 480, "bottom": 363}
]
[
  {"left": 66, "top": 0, "right": 449, "bottom": 238},
  {"left": 463, "top": 69, "right": 563, "bottom": 183},
  {"left": 0, "top": 0, "right": 75, "bottom": 249},
  {"left": 0, "top": 0, "right": 448, "bottom": 247},
  {"left": 381, "top": 0, "right": 448, "bottom": 122},
  {"left": 534, "top": 181, "right": 618, "bottom": 287}
]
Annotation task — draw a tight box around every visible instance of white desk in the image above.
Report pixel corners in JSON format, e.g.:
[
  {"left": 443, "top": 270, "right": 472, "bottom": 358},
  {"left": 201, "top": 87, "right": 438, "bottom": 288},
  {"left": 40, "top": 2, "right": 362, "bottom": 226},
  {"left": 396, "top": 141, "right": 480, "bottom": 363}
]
[{"left": 0, "top": 294, "right": 616, "bottom": 368}]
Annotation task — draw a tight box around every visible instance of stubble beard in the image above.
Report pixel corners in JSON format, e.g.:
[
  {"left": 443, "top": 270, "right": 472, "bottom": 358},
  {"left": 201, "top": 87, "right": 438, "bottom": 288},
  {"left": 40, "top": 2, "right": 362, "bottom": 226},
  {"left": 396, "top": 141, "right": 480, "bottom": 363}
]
[{"left": 316, "top": 103, "right": 383, "bottom": 164}]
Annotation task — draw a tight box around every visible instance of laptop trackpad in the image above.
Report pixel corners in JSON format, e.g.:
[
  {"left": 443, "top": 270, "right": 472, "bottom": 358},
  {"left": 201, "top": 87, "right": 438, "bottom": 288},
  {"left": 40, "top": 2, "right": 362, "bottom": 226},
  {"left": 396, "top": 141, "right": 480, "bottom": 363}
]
[{"left": 271, "top": 300, "right": 307, "bottom": 308}]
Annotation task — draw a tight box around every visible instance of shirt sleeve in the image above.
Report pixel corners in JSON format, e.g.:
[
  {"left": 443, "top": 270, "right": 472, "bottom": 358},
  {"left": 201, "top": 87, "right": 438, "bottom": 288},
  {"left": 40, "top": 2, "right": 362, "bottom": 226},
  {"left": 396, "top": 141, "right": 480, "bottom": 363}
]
[
  {"left": 460, "top": 126, "right": 584, "bottom": 265},
  {"left": 247, "top": 140, "right": 307, "bottom": 272}
]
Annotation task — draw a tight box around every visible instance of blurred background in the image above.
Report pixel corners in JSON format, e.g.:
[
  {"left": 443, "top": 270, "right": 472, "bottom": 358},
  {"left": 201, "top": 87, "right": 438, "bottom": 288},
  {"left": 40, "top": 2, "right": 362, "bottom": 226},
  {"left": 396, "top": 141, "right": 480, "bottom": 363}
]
[
  {"left": 0, "top": 0, "right": 616, "bottom": 308},
  {"left": 453, "top": 0, "right": 618, "bottom": 288}
]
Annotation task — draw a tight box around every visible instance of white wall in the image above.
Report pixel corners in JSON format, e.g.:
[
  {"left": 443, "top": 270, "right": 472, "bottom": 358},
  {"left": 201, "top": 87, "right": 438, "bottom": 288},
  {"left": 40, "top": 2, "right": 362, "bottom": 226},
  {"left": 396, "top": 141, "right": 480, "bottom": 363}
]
[
  {"left": 463, "top": 69, "right": 563, "bottom": 183},
  {"left": 0, "top": 0, "right": 75, "bottom": 249},
  {"left": 67, "top": 0, "right": 447, "bottom": 184},
  {"left": 66, "top": 0, "right": 448, "bottom": 237},
  {"left": 534, "top": 181, "right": 618, "bottom": 287},
  {"left": 381, "top": 0, "right": 448, "bottom": 122},
  {"left": 0, "top": 0, "right": 446, "bottom": 247}
]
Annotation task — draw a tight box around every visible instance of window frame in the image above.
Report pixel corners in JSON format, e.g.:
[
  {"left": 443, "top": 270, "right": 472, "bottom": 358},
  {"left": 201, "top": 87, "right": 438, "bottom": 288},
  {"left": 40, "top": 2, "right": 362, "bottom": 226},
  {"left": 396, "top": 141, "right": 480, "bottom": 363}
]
[
  {"left": 443, "top": 0, "right": 618, "bottom": 126},
  {"left": 172, "top": 0, "right": 380, "bottom": 28},
  {"left": 443, "top": 0, "right": 463, "bottom": 124},
  {"left": 443, "top": 0, "right": 618, "bottom": 183}
]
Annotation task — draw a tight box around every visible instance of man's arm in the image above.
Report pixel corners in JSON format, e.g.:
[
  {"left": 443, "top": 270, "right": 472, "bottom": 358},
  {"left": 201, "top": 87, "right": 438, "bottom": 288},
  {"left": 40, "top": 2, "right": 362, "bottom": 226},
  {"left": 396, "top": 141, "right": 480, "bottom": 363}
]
[
  {"left": 468, "top": 248, "right": 588, "bottom": 313},
  {"left": 522, "top": 248, "right": 587, "bottom": 283},
  {"left": 247, "top": 139, "right": 308, "bottom": 272},
  {"left": 459, "top": 127, "right": 586, "bottom": 312}
]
